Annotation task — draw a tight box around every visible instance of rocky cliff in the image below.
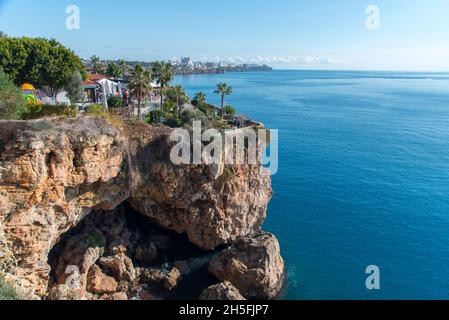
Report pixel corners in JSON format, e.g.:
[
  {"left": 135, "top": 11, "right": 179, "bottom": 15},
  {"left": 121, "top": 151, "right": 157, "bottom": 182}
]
[{"left": 0, "top": 117, "right": 284, "bottom": 300}]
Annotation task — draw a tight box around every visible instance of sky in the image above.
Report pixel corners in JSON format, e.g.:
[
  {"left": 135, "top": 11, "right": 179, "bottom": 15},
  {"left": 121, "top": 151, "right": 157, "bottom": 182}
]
[{"left": 1, "top": 0, "right": 449, "bottom": 71}]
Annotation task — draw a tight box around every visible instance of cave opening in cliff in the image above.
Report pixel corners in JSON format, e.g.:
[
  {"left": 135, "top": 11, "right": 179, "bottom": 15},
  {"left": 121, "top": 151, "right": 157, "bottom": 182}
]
[{"left": 47, "top": 202, "right": 221, "bottom": 300}]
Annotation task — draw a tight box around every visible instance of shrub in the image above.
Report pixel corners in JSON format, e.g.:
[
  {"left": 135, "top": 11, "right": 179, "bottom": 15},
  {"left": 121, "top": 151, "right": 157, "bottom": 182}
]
[
  {"left": 162, "top": 100, "right": 176, "bottom": 113},
  {"left": 0, "top": 69, "right": 26, "bottom": 119},
  {"left": 210, "top": 117, "right": 231, "bottom": 130},
  {"left": 198, "top": 103, "right": 212, "bottom": 116},
  {"left": 163, "top": 114, "right": 182, "bottom": 128},
  {"left": 224, "top": 105, "right": 236, "bottom": 116},
  {"left": 85, "top": 104, "right": 105, "bottom": 116},
  {"left": 181, "top": 109, "right": 206, "bottom": 125},
  {"left": 145, "top": 110, "right": 163, "bottom": 125},
  {"left": 0, "top": 275, "right": 21, "bottom": 300},
  {"left": 21, "top": 104, "right": 77, "bottom": 120},
  {"left": 87, "top": 232, "right": 106, "bottom": 249},
  {"left": 107, "top": 96, "right": 123, "bottom": 109}
]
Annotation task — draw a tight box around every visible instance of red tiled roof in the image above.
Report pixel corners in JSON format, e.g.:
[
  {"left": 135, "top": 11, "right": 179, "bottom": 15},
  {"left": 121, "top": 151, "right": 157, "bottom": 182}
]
[
  {"left": 83, "top": 79, "right": 97, "bottom": 85},
  {"left": 87, "top": 74, "right": 109, "bottom": 81}
]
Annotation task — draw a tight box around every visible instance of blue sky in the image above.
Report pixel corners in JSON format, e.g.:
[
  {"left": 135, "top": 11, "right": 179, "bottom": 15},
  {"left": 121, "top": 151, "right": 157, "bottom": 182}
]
[{"left": 1, "top": 0, "right": 449, "bottom": 71}]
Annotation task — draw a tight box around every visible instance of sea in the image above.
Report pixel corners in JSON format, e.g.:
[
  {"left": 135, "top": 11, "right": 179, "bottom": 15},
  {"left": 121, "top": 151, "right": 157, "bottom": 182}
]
[{"left": 174, "top": 70, "right": 449, "bottom": 300}]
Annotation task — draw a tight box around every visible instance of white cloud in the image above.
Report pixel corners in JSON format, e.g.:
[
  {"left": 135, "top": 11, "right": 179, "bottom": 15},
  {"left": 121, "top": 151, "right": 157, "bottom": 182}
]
[{"left": 193, "top": 55, "right": 352, "bottom": 65}]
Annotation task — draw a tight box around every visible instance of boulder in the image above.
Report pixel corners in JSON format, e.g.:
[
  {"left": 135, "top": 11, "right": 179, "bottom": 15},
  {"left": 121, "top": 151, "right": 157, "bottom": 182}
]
[
  {"left": 86, "top": 265, "right": 118, "bottom": 294},
  {"left": 109, "top": 292, "right": 128, "bottom": 300},
  {"left": 99, "top": 252, "right": 136, "bottom": 283},
  {"left": 163, "top": 267, "right": 182, "bottom": 290},
  {"left": 128, "top": 284, "right": 156, "bottom": 300},
  {"left": 55, "top": 245, "right": 102, "bottom": 291},
  {"left": 199, "top": 281, "right": 246, "bottom": 301},
  {"left": 139, "top": 268, "right": 166, "bottom": 285},
  {"left": 47, "top": 284, "right": 86, "bottom": 301},
  {"left": 209, "top": 232, "right": 284, "bottom": 299}
]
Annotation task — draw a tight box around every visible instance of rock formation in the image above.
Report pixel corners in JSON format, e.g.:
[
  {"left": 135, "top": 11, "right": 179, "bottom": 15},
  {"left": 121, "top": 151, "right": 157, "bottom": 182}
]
[
  {"left": 199, "top": 281, "right": 246, "bottom": 300},
  {"left": 0, "top": 117, "right": 283, "bottom": 300},
  {"left": 209, "top": 232, "right": 285, "bottom": 299}
]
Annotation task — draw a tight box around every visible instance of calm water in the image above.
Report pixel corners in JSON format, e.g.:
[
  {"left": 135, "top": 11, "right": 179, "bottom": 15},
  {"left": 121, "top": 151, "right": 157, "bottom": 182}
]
[{"left": 174, "top": 70, "right": 449, "bottom": 300}]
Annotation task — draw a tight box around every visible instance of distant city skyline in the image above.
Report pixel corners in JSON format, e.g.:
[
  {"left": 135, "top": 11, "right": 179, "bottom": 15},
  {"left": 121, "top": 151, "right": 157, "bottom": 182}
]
[{"left": 1, "top": 0, "right": 449, "bottom": 71}]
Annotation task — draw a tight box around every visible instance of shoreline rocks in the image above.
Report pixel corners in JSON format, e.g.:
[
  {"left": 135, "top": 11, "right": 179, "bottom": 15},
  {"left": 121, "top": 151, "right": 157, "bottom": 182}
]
[
  {"left": 199, "top": 281, "right": 246, "bottom": 301},
  {"left": 209, "top": 232, "right": 285, "bottom": 299}
]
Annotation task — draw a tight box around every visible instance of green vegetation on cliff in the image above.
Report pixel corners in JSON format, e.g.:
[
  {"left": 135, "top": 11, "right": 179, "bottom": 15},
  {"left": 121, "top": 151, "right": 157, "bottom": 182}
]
[{"left": 0, "top": 275, "right": 20, "bottom": 300}]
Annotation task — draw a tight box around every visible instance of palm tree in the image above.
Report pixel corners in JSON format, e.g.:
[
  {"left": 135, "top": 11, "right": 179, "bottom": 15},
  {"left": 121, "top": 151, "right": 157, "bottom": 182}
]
[
  {"left": 193, "top": 91, "right": 210, "bottom": 115},
  {"left": 214, "top": 83, "right": 233, "bottom": 117},
  {"left": 90, "top": 55, "right": 103, "bottom": 74},
  {"left": 194, "top": 92, "right": 206, "bottom": 106},
  {"left": 153, "top": 61, "right": 174, "bottom": 110},
  {"left": 173, "top": 85, "right": 188, "bottom": 116},
  {"left": 118, "top": 59, "right": 128, "bottom": 79},
  {"left": 128, "top": 65, "right": 152, "bottom": 118}
]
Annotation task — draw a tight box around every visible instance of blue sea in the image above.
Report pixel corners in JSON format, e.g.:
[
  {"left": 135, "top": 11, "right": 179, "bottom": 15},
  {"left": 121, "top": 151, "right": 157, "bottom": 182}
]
[{"left": 175, "top": 70, "right": 449, "bottom": 300}]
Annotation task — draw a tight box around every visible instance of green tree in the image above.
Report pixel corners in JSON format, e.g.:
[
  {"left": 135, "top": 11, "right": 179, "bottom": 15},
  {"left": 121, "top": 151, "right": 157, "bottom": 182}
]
[
  {"left": 106, "top": 62, "right": 121, "bottom": 79},
  {"left": 128, "top": 65, "right": 152, "bottom": 118},
  {"left": 118, "top": 59, "right": 128, "bottom": 78},
  {"left": 65, "top": 70, "right": 84, "bottom": 104},
  {"left": 0, "top": 31, "right": 7, "bottom": 38},
  {"left": 214, "top": 82, "right": 233, "bottom": 117},
  {"left": 192, "top": 92, "right": 213, "bottom": 116},
  {"left": 167, "top": 85, "right": 188, "bottom": 116},
  {"left": 0, "top": 37, "right": 86, "bottom": 98},
  {"left": 152, "top": 61, "right": 173, "bottom": 110},
  {"left": 90, "top": 55, "right": 104, "bottom": 74},
  {"left": 0, "top": 69, "right": 25, "bottom": 119},
  {"left": 193, "top": 91, "right": 206, "bottom": 106}
]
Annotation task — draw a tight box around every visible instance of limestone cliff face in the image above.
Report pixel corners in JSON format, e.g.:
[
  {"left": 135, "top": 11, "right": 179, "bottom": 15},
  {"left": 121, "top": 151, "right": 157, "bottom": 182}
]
[{"left": 0, "top": 117, "right": 276, "bottom": 298}]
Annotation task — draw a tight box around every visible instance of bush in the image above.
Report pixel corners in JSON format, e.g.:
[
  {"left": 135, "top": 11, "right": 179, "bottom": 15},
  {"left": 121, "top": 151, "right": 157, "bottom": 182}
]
[
  {"left": 87, "top": 232, "right": 106, "bottom": 249},
  {"left": 162, "top": 100, "right": 176, "bottom": 113},
  {"left": 145, "top": 110, "right": 163, "bottom": 125},
  {"left": 210, "top": 117, "right": 231, "bottom": 130},
  {"left": 198, "top": 103, "right": 214, "bottom": 116},
  {"left": 85, "top": 104, "right": 105, "bottom": 116},
  {"left": 224, "top": 105, "right": 236, "bottom": 116},
  {"left": 181, "top": 109, "right": 206, "bottom": 125},
  {"left": 0, "top": 69, "right": 26, "bottom": 119},
  {"left": 0, "top": 275, "right": 20, "bottom": 300},
  {"left": 107, "top": 96, "right": 123, "bottom": 108},
  {"left": 21, "top": 104, "right": 77, "bottom": 120},
  {"left": 163, "top": 113, "right": 182, "bottom": 128}
]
